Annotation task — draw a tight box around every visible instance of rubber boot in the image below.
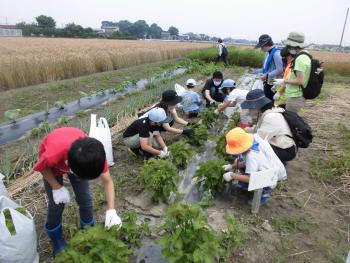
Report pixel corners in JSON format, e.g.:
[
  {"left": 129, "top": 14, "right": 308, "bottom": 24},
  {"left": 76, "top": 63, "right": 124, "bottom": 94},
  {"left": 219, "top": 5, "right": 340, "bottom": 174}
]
[
  {"left": 80, "top": 219, "right": 95, "bottom": 229},
  {"left": 45, "top": 223, "right": 67, "bottom": 257}
]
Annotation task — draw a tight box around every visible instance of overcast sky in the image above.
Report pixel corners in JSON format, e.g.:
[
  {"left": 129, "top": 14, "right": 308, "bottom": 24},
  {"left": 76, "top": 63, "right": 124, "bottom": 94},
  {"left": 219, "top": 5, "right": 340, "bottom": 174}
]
[{"left": 1, "top": 0, "right": 349, "bottom": 45}]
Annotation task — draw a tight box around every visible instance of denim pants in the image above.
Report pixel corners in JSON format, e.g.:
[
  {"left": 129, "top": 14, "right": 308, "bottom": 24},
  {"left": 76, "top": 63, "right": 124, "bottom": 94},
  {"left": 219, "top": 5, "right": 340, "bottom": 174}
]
[{"left": 44, "top": 173, "right": 93, "bottom": 229}]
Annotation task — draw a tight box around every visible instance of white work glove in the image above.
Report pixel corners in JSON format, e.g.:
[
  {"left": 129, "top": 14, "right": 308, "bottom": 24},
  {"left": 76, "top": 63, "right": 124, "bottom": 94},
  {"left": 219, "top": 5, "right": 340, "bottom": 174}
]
[
  {"left": 223, "top": 172, "right": 233, "bottom": 182},
  {"left": 214, "top": 109, "right": 220, "bottom": 115},
  {"left": 272, "top": 79, "right": 284, "bottom": 86},
  {"left": 105, "top": 209, "right": 122, "bottom": 230},
  {"left": 273, "top": 92, "right": 281, "bottom": 101},
  {"left": 222, "top": 164, "right": 233, "bottom": 171},
  {"left": 158, "top": 150, "right": 169, "bottom": 159},
  {"left": 209, "top": 100, "right": 216, "bottom": 105},
  {"left": 52, "top": 186, "right": 71, "bottom": 205},
  {"left": 162, "top": 146, "right": 168, "bottom": 154}
]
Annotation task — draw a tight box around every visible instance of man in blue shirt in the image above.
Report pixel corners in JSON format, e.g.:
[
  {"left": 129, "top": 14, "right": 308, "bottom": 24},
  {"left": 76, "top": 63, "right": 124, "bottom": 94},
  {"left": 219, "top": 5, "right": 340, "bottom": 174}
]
[{"left": 254, "top": 34, "right": 283, "bottom": 100}]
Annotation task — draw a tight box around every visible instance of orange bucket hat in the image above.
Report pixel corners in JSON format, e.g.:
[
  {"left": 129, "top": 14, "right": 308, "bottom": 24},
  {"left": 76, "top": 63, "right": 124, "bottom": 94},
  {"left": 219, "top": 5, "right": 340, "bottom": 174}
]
[{"left": 225, "top": 127, "right": 254, "bottom": 155}]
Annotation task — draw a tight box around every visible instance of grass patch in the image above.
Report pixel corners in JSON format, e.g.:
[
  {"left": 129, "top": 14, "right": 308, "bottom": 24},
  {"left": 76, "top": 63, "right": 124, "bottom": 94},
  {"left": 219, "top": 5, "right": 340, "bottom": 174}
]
[
  {"left": 0, "top": 60, "right": 180, "bottom": 123},
  {"left": 187, "top": 47, "right": 264, "bottom": 68},
  {"left": 311, "top": 124, "right": 350, "bottom": 182},
  {"left": 271, "top": 215, "right": 315, "bottom": 235}
]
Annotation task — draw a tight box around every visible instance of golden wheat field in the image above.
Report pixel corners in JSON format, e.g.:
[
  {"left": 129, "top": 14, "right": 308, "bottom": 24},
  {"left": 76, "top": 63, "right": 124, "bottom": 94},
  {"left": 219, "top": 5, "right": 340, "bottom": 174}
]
[
  {"left": 0, "top": 38, "right": 211, "bottom": 90},
  {"left": 309, "top": 50, "right": 350, "bottom": 76}
]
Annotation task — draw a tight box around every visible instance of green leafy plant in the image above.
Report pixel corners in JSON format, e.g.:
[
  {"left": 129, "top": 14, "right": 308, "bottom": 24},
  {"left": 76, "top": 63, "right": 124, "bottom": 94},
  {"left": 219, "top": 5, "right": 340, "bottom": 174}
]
[
  {"left": 219, "top": 213, "right": 245, "bottom": 259},
  {"left": 226, "top": 112, "right": 240, "bottom": 131},
  {"left": 198, "top": 108, "right": 216, "bottom": 128},
  {"left": 215, "top": 135, "right": 226, "bottom": 159},
  {"left": 58, "top": 116, "right": 69, "bottom": 125},
  {"left": 169, "top": 141, "right": 195, "bottom": 168},
  {"left": 140, "top": 159, "right": 179, "bottom": 203},
  {"left": 117, "top": 210, "right": 150, "bottom": 247},
  {"left": 190, "top": 124, "right": 209, "bottom": 146},
  {"left": 56, "top": 225, "right": 131, "bottom": 263},
  {"left": 158, "top": 203, "right": 221, "bottom": 263},
  {"left": 3, "top": 207, "right": 29, "bottom": 235},
  {"left": 54, "top": 100, "right": 66, "bottom": 109},
  {"left": 39, "top": 121, "right": 53, "bottom": 134},
  {"left": 194, "top": 159, "right": 226, "bottom": 193},
  {"left": 4, "top": 109, "right": 21, "bottom": 122}
]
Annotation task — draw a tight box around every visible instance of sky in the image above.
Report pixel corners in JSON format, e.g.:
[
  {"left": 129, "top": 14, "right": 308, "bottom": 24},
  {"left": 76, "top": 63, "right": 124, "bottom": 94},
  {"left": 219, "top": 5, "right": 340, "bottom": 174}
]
[{"left": 1, "top": 0, "right": 349, "bottom": 45}]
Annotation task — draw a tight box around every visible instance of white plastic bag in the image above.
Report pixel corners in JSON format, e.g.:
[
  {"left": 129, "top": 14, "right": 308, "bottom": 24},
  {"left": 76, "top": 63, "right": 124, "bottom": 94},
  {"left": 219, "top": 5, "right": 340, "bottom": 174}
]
[
  {"left": 0, "top": 173, "right": 8, "bottom": 197},
  {"left": 0, "top": 196, "right": 39, "bottom": 263},
  {"left": 174, "top": 83, "right": 186, "bottom": 96},
  {"left": 252, "top": 79, "right": 264, "bottom": 91},
  {"left": 89, "top": 114, "right": 114, "bottom": 166},
  {"left": 254, "top": 134, "right": 287, "bottom": 183}
]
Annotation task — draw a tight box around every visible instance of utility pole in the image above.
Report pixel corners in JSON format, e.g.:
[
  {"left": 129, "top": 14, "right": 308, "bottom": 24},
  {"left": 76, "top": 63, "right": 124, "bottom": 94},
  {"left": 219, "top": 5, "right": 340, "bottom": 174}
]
[{"left": 339, "top": 8, "right": 349, "bottom": 47}]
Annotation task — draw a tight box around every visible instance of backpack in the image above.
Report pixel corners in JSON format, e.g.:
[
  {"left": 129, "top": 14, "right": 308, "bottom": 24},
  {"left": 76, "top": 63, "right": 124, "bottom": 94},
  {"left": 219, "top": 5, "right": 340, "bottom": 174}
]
[
  {"left": 293, "top": 52, "right": 324, "bottom": 100},
  {"left": 282, "top": 110, "right": 313, "bottom": 148},
  {"left": 221, "top": 44, "right": 228, "bottom": 57}
]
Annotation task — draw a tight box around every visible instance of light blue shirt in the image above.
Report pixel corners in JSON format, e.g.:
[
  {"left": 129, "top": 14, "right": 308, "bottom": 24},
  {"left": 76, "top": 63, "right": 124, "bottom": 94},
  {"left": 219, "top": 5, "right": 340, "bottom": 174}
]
[
  {"left": 254, "top": 48, "right": 283, "bottom": 79},
  {"left": 180, "top": 90, "right": 202, "bottom": 113}
]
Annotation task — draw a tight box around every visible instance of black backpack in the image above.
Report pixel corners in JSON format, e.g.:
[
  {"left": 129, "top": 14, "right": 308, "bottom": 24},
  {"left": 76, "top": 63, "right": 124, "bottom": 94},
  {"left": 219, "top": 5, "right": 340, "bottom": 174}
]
[
  {"left": 282, "top": 110, "right": 313, "bottom": 148},
  {"left": 221, "top": 44, "right": 228, "bottom": 57},
  {"left": 293, "top": 52, "right": 324, "bottom": 100}
]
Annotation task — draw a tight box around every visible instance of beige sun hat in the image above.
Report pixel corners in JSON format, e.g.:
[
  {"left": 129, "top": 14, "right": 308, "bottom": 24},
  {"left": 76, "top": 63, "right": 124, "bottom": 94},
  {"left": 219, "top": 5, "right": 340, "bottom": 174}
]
[{"left": 283, "top": 32, "right": 309, "bottom": 48}]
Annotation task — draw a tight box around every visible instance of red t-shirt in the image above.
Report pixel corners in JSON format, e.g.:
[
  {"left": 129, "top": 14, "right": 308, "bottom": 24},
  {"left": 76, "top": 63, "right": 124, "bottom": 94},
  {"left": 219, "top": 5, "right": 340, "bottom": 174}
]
[{"left": 33, "top": 127, "right": 108, "bottom": 177}]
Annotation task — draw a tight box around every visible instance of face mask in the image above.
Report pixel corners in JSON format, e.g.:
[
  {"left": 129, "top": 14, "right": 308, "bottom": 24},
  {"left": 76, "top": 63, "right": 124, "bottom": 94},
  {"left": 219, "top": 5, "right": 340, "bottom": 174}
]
[
  {"left": 213, "top": 81, "right": 221, "bottom": 86},
  {"left": 288, "top": 48, "right": 297, "bottom": 55}
]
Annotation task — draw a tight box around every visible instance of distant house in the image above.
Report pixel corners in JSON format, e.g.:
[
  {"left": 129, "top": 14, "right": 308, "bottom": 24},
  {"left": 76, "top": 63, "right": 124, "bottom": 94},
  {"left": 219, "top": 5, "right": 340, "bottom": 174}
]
[
  {"left": 161, "top": 32, "right": 171, "bottom": 40},
  {"left": 101, "top": 25, "right": 119, "bottom": 34},
  {"left": 0, "top": 25, "right": 22, "bottom": 37}
]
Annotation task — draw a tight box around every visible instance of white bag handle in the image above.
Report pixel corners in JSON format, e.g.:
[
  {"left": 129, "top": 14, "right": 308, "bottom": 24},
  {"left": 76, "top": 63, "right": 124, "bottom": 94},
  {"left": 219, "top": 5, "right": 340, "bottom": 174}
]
[
  {"left": 90, "top": 114, "right": 97, "bottom": 129},
  {"left": 98, "top": 117, "right": 110, "bottom": 129}
]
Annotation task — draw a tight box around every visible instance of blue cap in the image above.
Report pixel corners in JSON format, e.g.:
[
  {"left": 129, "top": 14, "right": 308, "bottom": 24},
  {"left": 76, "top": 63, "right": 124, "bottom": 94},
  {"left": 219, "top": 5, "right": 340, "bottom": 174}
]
[
  {"left": 220, "top": 79, "right": 236, "bottom": 89},
  {"left": 148, "top": 108, "right": 167, "bottom": 123}
]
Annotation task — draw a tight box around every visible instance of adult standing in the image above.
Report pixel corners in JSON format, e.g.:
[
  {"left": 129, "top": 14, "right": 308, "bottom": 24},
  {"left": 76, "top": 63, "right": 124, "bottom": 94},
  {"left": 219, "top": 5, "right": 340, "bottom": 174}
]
[
  {"left": 273, "top": 32, "right": 311, "bottom": 113},
  {"left": 214, "top": 39, "right": 228, "bottom": 66},
  {"left": 253, "top": 34, "right": 283, "bottom": 101}
]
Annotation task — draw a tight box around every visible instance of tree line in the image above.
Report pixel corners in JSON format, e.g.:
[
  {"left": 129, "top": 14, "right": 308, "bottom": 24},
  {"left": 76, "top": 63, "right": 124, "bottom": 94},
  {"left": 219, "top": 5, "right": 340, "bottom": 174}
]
[{"left": 16, "top": 15, "right": 179, "bottom": 39}]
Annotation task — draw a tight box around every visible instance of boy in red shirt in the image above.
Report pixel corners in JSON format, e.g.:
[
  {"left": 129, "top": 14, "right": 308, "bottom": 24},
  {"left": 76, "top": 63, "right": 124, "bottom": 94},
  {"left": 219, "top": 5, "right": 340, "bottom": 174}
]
[{"left": 33, "top": 127, "right": 121, "bottom": 257}]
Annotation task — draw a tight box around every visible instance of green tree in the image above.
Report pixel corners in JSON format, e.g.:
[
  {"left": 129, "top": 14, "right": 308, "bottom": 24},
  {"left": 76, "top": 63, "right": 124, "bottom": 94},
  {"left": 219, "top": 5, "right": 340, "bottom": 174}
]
[
  {"left": 148, "top": 23, "right": 163, "bottom": 39},
  {"left": 35, "top": 15, "right": 56, "bottom": 28},
  {"left": 168, "top": 26, "right": 179, "bottom": 36},
  {"left": 117, "top": 20, "right": 133, "bottom": 36},
  {"left": 130, "top": 20, "right": 149, "bottom": 38}
]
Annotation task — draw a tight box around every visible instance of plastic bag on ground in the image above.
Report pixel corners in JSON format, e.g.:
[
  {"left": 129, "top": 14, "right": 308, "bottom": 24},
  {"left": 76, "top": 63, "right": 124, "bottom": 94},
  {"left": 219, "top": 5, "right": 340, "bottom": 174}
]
[
  {"left": 0, "top": 173, "right": 8, "bottom": 197},
  {"left": 0, "top": 196, "right": 39, "bottom": 263},
  {"left": 89, "top": 114, "right": 115, "bottom": 166}
]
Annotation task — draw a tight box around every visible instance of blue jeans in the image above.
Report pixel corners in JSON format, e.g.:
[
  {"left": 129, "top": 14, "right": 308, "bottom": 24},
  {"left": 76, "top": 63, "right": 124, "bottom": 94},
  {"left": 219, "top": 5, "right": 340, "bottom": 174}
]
[{"left": 44, "top": 173, "right": 93, "bottom": 228}]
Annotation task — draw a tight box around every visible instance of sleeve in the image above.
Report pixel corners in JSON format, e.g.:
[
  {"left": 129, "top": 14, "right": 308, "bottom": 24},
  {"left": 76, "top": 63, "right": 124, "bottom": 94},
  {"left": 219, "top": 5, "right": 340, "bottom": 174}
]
[
  {"left": 33, "top": 155, "right": 48, "bottom": 172},
  {"left": 138, "top": 124, "right": 150, "bottom": 138},
  {"left": 294, "top": 55, "right": 309, "bottom": 73},
  {"left": 203, "top": 80, "right": 211, "bottom": 91},
  {"left": 245, "top": 153, "right": 259, "bottom": 174},
  {"left": 219, "top": 44, "right": 223, "bottom": 56},
  {"left": 253, "top": 68, "right": 263, "bottom": 74},
  {"left": 33, "top": 140, "right": 48, "bottom": 172},
  {"left": 103, "top": 160, "right": 109, "bottom": 173},
  {"left": 267, "top": 52, "right": 283, "bottom": 78}
]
